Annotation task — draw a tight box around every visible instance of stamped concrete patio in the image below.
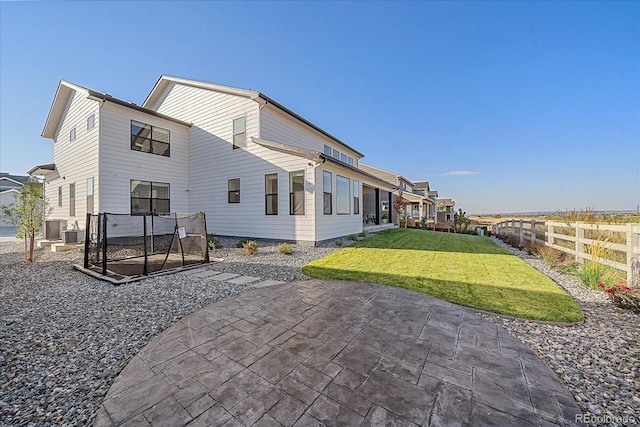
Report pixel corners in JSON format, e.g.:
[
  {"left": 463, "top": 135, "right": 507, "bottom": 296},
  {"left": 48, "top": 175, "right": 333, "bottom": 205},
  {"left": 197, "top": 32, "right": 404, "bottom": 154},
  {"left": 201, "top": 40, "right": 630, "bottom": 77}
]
[{"left": 95, "top": 280, "right": 583, "bottom": 426}]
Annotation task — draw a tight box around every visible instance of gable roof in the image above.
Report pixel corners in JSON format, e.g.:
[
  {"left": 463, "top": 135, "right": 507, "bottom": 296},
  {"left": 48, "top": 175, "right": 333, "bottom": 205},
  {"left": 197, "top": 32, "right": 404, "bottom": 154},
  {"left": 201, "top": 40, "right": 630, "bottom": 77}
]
[
  {"left": 42, "top": 80, "right": 191, "bottom": 139},
  {"left": 0, "top": 173, "right": 30, "bottom": 185},
  {"left": 142, "top": 75, "right": 365, "bottom": 158},
  {"left": 251, "top": 137, "right": 396, "bottom": 190},
  {"left": 358, "top": 163, "right": 416, "bottom": 187}
]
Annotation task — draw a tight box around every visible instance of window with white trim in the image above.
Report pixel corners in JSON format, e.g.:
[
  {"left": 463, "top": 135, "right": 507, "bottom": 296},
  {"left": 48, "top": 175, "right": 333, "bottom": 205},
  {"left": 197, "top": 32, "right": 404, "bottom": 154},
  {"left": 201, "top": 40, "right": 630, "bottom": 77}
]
[
  {"left": 336, "top": 175, "right": 350, "bottom": 215},
  {"left": 323, "top": 145, "right": 332, "bottom": 156},
  {"left": 265, "top": 174, "right": 278, "bottom": 215},
  {"left": 228, "top": 178, "right": 240, "bottom": 203},
  {"left": 323, "top": 171, "right": 332, "bottom": 215},
  {"left": 70, "top": 128, "right": 76, "bottom": 141},
  {"left": 353, "top": 180, "right": 360, "bottom": 215},
  {"left": 87, "top": 114, "right": 95, "bottom": 130},
  {"left": 233, "top": 117, "right": 246, "bottom": 149},
  {"left": 289, "top": 171, "right": 305, "bottom": 215}
]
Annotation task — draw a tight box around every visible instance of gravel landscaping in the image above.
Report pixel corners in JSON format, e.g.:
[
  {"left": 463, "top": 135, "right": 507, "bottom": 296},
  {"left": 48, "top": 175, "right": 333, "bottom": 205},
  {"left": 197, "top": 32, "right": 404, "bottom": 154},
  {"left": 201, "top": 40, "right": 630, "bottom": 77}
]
[
  {"left": 485, "top": 237, "right": 640, "bottom": 426},
  {"left": 0, "top": 237, "right": 351, "bottom": 426},
  {"left": 1, "top": 232, "right": 638, "bottom": 426}
]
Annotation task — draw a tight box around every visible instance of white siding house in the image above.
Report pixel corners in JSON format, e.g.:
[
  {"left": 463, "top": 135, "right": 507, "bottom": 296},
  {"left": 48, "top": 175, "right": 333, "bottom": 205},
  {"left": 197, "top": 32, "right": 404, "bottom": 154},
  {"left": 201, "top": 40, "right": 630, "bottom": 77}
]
[{"left": 33, "top": 76, "right": 396, "bottom": 243}]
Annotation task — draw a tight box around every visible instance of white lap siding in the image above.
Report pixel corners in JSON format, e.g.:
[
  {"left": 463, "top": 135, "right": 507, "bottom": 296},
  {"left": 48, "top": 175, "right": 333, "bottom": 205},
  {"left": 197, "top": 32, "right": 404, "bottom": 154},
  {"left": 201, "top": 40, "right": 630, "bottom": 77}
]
[
  {"left": 98, "top": 103, "right": 189, "bottom": 216},
  {"left": 46, "top": 92, "right": 100, "bottom": 230},
  {"left": 151, "top": 83, "right": 316, "bottom": 241}
]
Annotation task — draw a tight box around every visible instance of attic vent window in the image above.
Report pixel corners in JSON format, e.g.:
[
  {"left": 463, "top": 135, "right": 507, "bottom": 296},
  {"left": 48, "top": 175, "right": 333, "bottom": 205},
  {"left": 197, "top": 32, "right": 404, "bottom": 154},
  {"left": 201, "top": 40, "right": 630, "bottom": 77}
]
[
  {"left": 131, "top": 120, "right": 170, "bottom": 157},
  {"left": 87, "top": 114, "right": 95, "bottom": 130},
  {"left": 70, "top": 127, "right": 76, "bottom": 141}
]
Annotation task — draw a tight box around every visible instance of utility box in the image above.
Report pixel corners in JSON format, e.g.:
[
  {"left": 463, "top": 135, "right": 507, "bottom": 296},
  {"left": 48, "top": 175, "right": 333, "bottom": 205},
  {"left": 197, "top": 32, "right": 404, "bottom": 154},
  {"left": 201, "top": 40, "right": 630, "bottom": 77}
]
[{"left": 62, "top": 230, "right": 80, "bottom": 244}]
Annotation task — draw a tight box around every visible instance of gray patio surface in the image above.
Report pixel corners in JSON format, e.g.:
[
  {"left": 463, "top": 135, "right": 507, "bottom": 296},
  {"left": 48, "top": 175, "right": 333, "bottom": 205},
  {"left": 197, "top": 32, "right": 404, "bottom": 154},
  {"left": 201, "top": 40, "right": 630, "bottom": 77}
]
[{"left": 94, "top": 280, "right": 583, "bottom": 426}]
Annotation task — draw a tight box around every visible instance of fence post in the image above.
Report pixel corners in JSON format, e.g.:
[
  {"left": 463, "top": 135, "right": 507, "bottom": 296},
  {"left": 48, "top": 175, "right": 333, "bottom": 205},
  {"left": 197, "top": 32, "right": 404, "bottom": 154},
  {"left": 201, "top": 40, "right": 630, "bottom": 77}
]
[
  {"left": 628, "top": 224, "right": 640, "bottom": 286},
  {"left": 530, "top": 220, "right": 537, "bottom": 244},
  {"left": 548, "top": 222, "right": 554, "bottom": 246},
  {"left": 575, "top": 222, "right": 584, "bottom": 264},
  {"left": 511, "top": 220, "right": 515, "bottom": 238},
  {"left": 519, "top": 219, "right": 524, "bottom": 244}
]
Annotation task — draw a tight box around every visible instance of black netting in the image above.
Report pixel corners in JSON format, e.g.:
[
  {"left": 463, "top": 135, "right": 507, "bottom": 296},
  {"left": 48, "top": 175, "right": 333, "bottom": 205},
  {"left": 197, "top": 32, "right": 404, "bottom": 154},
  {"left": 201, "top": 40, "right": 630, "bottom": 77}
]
[{"left": 83, "top": 212, "right": 209, "bottom": 281}]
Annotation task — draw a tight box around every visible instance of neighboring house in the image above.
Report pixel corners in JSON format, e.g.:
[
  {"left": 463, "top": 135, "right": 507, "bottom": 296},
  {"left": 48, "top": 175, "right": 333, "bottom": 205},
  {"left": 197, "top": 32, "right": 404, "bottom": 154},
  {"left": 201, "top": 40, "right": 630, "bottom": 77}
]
[
  {"left": 437, "top": 198, "right": 456, "bottom": 222},
  {"left": 413, "top": 181, "right": 437, "bottom": 223},
  {"left": 358, "top": 164, "right": 435, "bottom": 225},
  {"left": 0, "top": 173, "right": 30, "bottom": 228},
  {"left": 31, "top": 77, "right": 396, "bottom": 243}
]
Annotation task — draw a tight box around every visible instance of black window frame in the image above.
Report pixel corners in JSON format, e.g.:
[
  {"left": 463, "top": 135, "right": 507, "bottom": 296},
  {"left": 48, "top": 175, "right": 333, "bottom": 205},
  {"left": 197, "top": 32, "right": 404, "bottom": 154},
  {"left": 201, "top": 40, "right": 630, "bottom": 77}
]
[
  {"left": 323, "top": 171, "right": 332, "bottom": 215},
  {"left": 336, "top": 175, "right": 350, "bottom": 215},
  {"left": 130, "top": 120, "right": 170, "bottom": 157},
  {"left": 289, "top": 170, "right": 305, "bottom": 215},
  {"left": 353, "top": 180, "right": 360, "bottom": 215},
  {"left": 69, "top": 183, "right": 76, "bottom": 217},
  {"left": 130, "top": 180, "right": 170, "bottom": 215},
  {"left": 265, "top": 173, "right": 278, "bottom": 215},
  {"left": 228, "top": 178, "right": 240, "bottom": 203},
  {"left": 232, "top": 116, "right": 246, "bottom": 149}
]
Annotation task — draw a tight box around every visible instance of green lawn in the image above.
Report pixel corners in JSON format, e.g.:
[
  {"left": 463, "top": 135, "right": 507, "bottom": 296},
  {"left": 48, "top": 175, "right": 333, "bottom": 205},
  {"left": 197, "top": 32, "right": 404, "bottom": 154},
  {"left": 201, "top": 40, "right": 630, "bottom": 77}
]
[{"left": 303, "top": 229, "right": 583, "bottom": 322}]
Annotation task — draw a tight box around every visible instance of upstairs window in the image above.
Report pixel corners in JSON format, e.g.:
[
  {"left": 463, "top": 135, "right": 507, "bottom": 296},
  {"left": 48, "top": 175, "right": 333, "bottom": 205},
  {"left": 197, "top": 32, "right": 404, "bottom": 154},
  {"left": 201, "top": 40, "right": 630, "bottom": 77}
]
[
  {"left": 340, "top": 153, "right": 347, "bottom": 163},
  {"left": 70, "top": 127, "right": 76, "bottom": 141},
  {"left": 323, "top": 171, "right": 332, "bottom": 215},
  {"left": 323, "top": 145, "right": 332, "bottom": 156},
  {"left": 130, "top": 180, "right": 170, "bottom": 214},
  {"left": 131, "top": 120, "right": 170, "bottom": 157},
  {"left": 87, "top": 114, "right": 95, "bottom": 130},
  {"left": 228, "top": 178, "right": 240, "bottom": 203},
  {"left": 233, "top": 117, "right": 246, "bottom": 149},
  {"left": 332, "top": 149, "right": 339, "bottom": 159},
  {"left": 348, "top": 157, "right": 354, "bottom": 166},
  {"left": 58, "top": 186, "right": 62, "bottom": 207}
]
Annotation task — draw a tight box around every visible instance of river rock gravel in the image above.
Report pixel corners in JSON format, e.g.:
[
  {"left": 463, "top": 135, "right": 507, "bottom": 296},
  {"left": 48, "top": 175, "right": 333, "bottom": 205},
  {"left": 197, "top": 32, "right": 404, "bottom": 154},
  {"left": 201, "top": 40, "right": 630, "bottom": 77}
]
[
  {"left": 2, "top": 233, "right": 638, "bottom": 426},
  {"left": 486, "top": 237, "right": 640, "bottom": 426},
  {"left": 0, "top": 237, "right": 350, "bottom": 426}
]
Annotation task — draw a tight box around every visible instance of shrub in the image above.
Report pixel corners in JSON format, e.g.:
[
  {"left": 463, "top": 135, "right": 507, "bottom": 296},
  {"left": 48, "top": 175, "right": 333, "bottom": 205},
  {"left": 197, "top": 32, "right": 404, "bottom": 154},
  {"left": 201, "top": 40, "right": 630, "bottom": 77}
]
[
  {"left": 347, "top": 234, "right": 358, "bottom": 241},
  {"left": 576, "top": 261, "right": 617, "bottom": 289},
  {"left": 236, "top": 237, "right": 249, "bottom": 248},
  {"left": 208, "top": 235, "right": 222, "bottom": 250},
  {"left": 533, "top": 242, "right": 565, "bottom": 267},
  {"left": 335, "top": 240, "right": 344, "bottom": 246},
  {"left": 600, "top": 281, "right": 640, "bottom": 312},
  {"left": 358, "top": 231, "right": 366, "bottom": 238},
  {"left": 241, "top": 240, "right": 259, "bottom": 255},
  {"left": 278, "top": 243, "right": 293, "bottom": 255}
]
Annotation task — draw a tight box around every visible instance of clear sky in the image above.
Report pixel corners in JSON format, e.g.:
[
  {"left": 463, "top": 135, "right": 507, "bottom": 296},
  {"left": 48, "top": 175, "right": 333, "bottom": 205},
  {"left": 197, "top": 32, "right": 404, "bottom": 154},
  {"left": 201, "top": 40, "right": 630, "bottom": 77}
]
[{"left": 1, "top": 1, "right": 638, "bottom": 214}]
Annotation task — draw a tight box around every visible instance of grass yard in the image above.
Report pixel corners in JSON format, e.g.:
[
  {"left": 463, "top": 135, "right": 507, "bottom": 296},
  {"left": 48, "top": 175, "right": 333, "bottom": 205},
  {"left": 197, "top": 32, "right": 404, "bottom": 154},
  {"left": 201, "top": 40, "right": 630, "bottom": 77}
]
[{"left": 303, "top": 229, "right": 583, "bottom": 322}]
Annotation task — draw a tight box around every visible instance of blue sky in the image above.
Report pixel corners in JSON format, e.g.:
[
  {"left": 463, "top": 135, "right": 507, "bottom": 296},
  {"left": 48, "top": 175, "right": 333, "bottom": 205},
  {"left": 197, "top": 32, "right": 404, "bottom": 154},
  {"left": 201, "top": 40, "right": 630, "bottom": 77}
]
[{"left": 1, "top": 1, "right": 638, "bottom": 214}]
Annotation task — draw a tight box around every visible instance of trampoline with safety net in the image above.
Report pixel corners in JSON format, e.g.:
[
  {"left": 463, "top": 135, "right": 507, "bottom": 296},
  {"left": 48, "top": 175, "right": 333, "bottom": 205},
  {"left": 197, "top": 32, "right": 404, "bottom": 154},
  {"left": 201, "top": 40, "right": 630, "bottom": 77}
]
[{"left": 75, "top": 212, "right": 209, "bottom": 284}]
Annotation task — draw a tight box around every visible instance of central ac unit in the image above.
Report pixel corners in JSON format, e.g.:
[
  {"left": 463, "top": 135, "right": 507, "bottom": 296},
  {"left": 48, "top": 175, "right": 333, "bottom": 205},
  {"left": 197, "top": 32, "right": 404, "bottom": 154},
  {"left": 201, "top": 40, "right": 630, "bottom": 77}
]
[{"left": 62, "top": 230, "right": 79, "bottom": 244}]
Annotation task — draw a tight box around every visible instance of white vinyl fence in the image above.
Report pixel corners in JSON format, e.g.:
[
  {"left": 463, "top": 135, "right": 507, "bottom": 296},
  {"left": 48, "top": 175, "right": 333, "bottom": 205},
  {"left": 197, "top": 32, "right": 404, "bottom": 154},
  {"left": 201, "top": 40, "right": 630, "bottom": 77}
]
[{"left": 492, "top": 220, "right": 640, "bottom": 286}]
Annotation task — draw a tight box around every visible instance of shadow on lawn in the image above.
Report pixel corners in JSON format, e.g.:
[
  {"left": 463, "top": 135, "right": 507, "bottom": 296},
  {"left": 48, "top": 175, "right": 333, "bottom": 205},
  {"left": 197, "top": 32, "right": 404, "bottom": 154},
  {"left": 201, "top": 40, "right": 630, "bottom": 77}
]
[
  {"left": 353, "top": 229, "right": 514, "bottom": 255},
  {"left": 301, "top": 265, "right": 584, "bottom": 323}
]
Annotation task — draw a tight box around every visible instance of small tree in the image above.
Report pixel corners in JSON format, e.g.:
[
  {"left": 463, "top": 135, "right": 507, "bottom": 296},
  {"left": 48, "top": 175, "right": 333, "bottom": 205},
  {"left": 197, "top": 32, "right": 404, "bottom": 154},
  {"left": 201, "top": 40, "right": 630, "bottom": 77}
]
[
  {"left": 453, "top": 208, "right": 471, "bottom": 233},
  {"left": 393, "top": 192, "right": 410, "bottom": 228},
  {"left": 1, "top": 181, "right": 51, "bottom": 262}
]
